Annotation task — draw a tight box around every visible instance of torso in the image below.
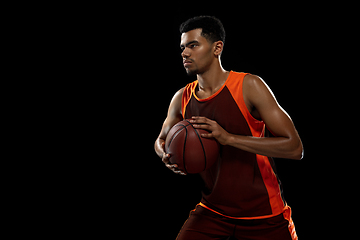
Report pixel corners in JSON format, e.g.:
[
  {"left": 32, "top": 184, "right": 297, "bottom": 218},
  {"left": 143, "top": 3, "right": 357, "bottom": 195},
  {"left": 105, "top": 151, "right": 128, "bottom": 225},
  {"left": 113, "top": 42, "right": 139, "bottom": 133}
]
[{"left": 181, "top": 71, "right": 286, "bottom": 218}]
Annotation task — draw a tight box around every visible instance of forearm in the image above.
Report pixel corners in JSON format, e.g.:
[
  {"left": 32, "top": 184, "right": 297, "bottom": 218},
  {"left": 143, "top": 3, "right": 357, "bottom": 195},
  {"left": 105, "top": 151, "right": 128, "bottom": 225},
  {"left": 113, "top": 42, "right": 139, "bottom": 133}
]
[{"left": 225, "top": 134, "right": 303, "bottom": 160}]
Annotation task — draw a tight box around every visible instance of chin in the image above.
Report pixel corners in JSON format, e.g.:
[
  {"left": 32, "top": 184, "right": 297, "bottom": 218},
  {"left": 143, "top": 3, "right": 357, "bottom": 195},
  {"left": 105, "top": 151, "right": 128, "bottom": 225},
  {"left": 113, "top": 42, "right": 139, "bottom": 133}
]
[{"left": 186, "top": 68, "right": 198, "bottom": 76}]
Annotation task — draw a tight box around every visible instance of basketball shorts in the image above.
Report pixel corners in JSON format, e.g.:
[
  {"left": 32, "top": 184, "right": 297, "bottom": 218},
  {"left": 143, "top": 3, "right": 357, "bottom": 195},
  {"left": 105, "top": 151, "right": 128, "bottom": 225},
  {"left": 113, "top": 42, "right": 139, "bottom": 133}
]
[{"left": 176, "top": 204, "right": 298, "bottom": 240}]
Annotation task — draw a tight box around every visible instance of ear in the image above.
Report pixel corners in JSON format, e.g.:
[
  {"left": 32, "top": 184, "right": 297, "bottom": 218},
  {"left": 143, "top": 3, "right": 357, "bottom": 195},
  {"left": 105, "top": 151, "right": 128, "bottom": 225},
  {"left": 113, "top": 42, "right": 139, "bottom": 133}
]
[{"left": 213, "top": 41, "right": 224, "bottom": 57}]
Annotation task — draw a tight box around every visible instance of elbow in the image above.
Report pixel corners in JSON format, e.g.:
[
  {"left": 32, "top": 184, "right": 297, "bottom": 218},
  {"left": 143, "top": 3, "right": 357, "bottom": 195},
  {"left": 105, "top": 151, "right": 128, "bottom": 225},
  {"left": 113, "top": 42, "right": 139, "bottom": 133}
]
[
  {"left": 291, "top": 148, "right": 304, "bottom": 160},
  {"left": 289, "top": 141, "right": 304, "bottom": 160}
]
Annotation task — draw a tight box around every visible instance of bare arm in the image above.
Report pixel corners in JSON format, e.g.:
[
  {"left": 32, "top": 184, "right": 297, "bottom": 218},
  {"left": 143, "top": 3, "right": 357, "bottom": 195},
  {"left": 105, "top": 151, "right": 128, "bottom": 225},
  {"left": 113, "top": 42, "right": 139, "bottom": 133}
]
[
  {"left": 191, "top": 75, "right": 303, "bottom": 160},
  {"left": 154, "top": 88, "right": 186, "bottom": 174}
]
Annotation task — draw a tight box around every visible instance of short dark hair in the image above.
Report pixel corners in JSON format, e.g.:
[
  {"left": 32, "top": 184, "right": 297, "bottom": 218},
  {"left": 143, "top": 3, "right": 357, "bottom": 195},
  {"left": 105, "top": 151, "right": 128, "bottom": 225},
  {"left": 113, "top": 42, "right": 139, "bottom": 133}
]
[{"left": 179, "top": 16, "right": 226, "bottom": 44}]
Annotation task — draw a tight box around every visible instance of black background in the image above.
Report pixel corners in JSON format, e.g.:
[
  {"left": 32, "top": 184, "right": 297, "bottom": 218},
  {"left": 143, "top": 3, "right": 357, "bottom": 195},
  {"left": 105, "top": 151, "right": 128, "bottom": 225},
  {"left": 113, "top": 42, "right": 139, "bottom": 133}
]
[
  {"left": 18, "top": 3, "right": 355, "bottom": 238},
  {"left": 66, "top": 4, "right": 343, "bottom": 239},
  {"left": 124, "top": 7, "right": 326, "bottom": 239}
]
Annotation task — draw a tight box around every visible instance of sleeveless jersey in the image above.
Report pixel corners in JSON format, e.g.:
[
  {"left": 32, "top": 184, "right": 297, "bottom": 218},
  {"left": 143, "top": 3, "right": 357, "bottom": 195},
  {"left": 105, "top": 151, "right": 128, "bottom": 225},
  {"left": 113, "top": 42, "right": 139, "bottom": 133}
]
[{"left": 181, "top": 71, "right": 287, "bottom": 219}]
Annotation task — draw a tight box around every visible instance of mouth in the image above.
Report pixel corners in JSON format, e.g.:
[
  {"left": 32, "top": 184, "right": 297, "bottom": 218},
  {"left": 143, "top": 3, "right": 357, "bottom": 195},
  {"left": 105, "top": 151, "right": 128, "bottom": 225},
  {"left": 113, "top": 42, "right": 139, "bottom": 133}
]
[{"left": 183, "top": 60, "right": 192, "bottom": 67}]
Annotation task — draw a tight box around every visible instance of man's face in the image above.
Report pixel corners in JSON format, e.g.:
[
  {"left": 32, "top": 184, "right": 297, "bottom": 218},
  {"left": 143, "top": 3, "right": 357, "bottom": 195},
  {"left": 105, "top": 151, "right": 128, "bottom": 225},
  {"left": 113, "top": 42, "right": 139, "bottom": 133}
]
[{"left": 180, "top": 29, "right": 214, "bottom": 76}]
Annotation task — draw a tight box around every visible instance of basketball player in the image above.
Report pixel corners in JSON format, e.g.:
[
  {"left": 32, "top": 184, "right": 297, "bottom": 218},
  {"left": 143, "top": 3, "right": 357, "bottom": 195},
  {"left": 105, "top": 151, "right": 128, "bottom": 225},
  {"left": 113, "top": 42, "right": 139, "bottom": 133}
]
[{"left": 154, "top": 16, "right": 303, "bottom": 240}]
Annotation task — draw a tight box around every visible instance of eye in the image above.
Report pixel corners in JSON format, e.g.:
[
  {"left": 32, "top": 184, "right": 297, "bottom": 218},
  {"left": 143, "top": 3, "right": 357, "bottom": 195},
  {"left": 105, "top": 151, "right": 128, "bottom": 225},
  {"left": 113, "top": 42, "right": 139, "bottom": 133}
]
[{"left": 189, "top": 44, "right": 197, "bottom": 48}]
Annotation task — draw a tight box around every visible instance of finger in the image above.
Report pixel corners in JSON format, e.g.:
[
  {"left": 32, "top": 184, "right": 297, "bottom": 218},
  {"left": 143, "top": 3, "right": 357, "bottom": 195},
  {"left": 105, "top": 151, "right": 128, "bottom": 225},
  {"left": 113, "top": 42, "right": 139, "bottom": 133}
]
[
  {"left": 174, "top": 170, "right": 187, "bottom": 175},
  {"left": 165, "top": 163, "right": 178, "bottom": 169},
  {"left": 191, "top": 116, "right": 206, "bottom": 119},
  {"left": 165, "top": 163, "right": 186, "bottom": 175},
  {"left": 171, "top": 166, "right": 186, "bottom": 175},
  {"left": 193, "top": 124, "right": 211, "bottom": 130},
  {"left": 200, "top": 133, "right": 213, "bottom": 138},
  {"left": 162, "top": 153, "right": 171, "bottom": 164},
  {"left": 190, "top": 116, "right": 208, "bottom": 124}
]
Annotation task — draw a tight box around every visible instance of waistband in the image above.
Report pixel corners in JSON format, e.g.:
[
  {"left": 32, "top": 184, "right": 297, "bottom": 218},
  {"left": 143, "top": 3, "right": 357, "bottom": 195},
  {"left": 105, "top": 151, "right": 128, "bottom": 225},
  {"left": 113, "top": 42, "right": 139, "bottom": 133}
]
[{"left": 198, "top": 202, "right": 291, "bottom": 220}]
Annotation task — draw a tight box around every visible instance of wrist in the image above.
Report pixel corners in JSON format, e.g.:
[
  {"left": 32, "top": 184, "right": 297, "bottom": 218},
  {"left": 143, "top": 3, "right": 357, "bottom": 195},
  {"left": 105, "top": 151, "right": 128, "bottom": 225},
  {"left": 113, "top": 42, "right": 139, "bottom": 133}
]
[{"left": 223, "top": 133, "right": 234, "bottom": 146}]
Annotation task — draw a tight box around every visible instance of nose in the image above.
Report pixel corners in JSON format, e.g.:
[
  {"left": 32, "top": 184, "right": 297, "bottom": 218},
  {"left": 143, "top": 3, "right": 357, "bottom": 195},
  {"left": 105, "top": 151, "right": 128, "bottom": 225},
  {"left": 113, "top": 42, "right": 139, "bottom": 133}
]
[{"left": 181, "top": 48, "right": 190, "bottom": 58}]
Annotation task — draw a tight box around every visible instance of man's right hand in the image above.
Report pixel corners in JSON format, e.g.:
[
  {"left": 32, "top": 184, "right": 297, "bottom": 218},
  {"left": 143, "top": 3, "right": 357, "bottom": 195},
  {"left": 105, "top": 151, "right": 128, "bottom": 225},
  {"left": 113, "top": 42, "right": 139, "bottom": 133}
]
[{"left": 157, "top": 140, "right": 186, "bottom": 175}]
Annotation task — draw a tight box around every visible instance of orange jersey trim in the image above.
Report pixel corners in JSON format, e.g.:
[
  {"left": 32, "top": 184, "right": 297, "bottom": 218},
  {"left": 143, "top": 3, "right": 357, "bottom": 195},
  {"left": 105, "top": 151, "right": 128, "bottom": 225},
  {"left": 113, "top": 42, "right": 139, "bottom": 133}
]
[
  {"left": 256, "top": 154, "right": 286, "bottom": 214},
  {"left": 198, "top": 202, "right": 290, "bottom": 220},
  {"left": 198, "top": 203, "right": 297, "bottom": 239},
  {"left": 181, "top": 81, "right": 197, "bottom": 119},
  {"left": 225, "top": 72, "right": 265, "bottom": 137}
]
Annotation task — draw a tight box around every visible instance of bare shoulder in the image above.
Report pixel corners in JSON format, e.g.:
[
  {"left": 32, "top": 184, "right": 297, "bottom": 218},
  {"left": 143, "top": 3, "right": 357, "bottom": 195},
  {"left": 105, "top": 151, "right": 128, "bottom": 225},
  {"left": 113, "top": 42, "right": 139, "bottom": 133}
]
[
  {"left": 170, "top": 87, "right": 185, "bottom": 107},
  {"left": 243, "top": 73, "right": 276, "bottom": 100},
  {"left": 173, "top": 87, "right": 185, "bottom": 99},
  {"left": 243, "top": 74, "right": 268, "bottom": 91},
  {"left": 168, "top": 87, "right": 185, "bottom": 117},
  {"left": 242, "top": 73, "right": 279, "bottom": 117}
]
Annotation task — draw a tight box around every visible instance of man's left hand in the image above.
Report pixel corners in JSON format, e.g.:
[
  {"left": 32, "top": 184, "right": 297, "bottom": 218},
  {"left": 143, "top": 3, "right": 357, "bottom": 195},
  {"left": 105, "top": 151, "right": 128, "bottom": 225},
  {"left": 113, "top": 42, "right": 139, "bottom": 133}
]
[{"left": 190, "top": 116, "right": 230, "bottom": 145}]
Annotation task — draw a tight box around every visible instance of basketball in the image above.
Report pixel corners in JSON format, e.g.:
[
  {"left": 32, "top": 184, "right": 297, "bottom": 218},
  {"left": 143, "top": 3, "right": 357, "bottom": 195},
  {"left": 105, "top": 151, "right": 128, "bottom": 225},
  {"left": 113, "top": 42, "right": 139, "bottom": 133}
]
[{"left": 165, "top": 119, "right": 220, "bottom": 174}]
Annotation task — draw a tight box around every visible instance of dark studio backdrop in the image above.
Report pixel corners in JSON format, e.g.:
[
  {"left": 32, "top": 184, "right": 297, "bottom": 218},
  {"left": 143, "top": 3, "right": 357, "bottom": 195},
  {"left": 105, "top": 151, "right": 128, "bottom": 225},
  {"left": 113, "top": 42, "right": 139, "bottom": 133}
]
[
  {"left": 24, "top": 3, "right": 351, "bottom": 238},
  {"left": 67, "top": 4, "right": 343, "bottom": 239},
  {"left": 134, "top": 7, "right": 327, "bottom": 239},
  {"left": 65, "top": 4, "right": 353, "bottom": 237},
  {"left": 66, "top": 6, "right": 343, "bottom": 239}
]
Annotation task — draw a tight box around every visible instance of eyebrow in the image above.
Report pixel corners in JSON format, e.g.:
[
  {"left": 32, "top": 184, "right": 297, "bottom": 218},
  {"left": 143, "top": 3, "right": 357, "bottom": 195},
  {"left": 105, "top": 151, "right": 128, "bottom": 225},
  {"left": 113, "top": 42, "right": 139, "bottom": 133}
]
[{"left": 180, "top": 40, "right": 199, "bottom": 49}]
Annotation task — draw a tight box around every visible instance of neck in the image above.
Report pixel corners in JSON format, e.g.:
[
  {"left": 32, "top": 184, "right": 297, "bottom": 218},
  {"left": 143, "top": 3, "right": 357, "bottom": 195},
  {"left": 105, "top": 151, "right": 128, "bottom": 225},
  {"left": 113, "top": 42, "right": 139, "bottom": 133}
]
[{"left": 197, "top": 60, "right": 229, "bottom": 94}]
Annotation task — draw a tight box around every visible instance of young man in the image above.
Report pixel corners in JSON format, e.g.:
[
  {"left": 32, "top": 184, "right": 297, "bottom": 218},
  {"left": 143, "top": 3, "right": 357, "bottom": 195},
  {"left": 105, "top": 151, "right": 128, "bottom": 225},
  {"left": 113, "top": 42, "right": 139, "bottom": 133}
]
[{"left": 154, "top": 16, "right": 303, "bottom": 240}]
